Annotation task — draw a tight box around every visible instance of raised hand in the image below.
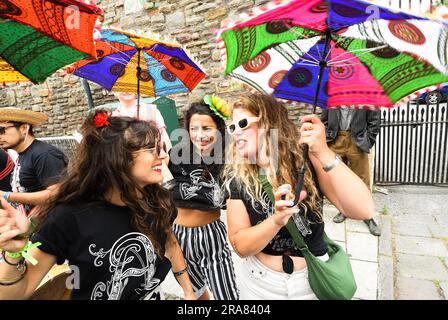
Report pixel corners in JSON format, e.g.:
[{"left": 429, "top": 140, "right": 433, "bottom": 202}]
[
  {"left": 0, "top": 198, "right": 30, "bottom": 253},
  {"left": 272, "top": 184, "right": 307, "bottom": 227}
]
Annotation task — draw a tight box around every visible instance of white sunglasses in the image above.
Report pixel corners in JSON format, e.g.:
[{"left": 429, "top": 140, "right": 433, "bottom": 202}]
[{"left": 226, "top": 117, "right": 260, "bottom": 135}]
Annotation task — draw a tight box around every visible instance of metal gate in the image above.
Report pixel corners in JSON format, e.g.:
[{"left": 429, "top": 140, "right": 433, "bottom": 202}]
[
  {"left": 372, "top": 0, "right": 447, "bottom": 185},
  {"left": 374, "top": 102, "right": 448, "bottom": 185}
]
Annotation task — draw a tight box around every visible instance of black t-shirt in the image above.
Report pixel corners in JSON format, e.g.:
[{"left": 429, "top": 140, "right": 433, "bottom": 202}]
[
  {"left": 31, "top": 200, "right": 177, "bottom": 300},
  {"left": 168, "top": 146, "right": 225, "bottom": 211},
  {"left": 228, "top": 180, "right": 327, "bottom": 257},
  {"left": 15, "top": 140, "right": 67, "bottom": 193}
]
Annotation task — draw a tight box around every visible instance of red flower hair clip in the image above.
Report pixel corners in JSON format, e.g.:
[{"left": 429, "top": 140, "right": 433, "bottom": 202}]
[{"left": 94, "top": 113, "right": 110, "bottom": 128}]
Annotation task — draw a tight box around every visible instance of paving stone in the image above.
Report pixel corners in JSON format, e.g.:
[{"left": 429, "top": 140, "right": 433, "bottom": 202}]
[
  {"left": 347, "top": 232, "right": 378, "bottom": 262},
  {"left": 325, "top": 220, "right": 346, "bottom": 242},
  {"left": 441, "top": 282, "right": 448, "bottom": 300},
  {"left": 346, "top": 219, "right": 370, "bottom": 234},
  {"left": 393, "top": 221, "right": 432, "bottom": 237},
  {"left": 351, "top": 260, "right": 378, "bottom": 300},
  {"left": 335, "top": 240, "right": 347, "bottom": 252},
  {"left": 379, "top": 216, "right": 392, "bottom": 257},
  {"left": 434, "top": 214, "right": 448, "bottom": 225},
  {"left": 375, "top": 189, "right": 446, "bottom": 217},
  {"left": 428, "top": 225, "right": 448, "bottom": 238},
  {"left": 323, "top": 205, "right": 339, "bottom": 222},
  {"left": 396, "top": 214, "right": 436, "bottom": 224},
  {"left": 395, "top": 235, "right": 448, "bottom": 257},
  {"left": 396, "top": 253, "right": 448, "bottom": 281},
  {"left": 378, "top": 255, "right": 394, "bottom": 300},
  {"left": 397, "top": 277, "right": 442, "bottom": 300}
]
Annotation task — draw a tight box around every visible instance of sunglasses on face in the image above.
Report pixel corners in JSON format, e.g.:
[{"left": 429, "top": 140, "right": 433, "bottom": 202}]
[
  {"left": 0, "top": 124, "right": 17, "bottom": 135},
  {"left": 226, "top": 117, "right": 260, "bottom": 135},
  {"left": 134, "top": 141, "right": 167, "bottom": 157}
]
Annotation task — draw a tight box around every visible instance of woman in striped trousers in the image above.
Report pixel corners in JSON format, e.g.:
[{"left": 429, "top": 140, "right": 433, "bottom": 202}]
[{"left": 167, "top": 98, "right": 239, "bottom": 300}]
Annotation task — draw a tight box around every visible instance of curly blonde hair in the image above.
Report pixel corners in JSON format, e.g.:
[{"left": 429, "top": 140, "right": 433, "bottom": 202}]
[{"left": 222, "top": 93, "right": 322, "bottom": 220}]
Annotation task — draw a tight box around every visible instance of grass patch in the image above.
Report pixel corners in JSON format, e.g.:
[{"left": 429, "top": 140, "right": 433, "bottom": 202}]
[{"left": 381, "top": 204, "right": 389, "bottom": 215}]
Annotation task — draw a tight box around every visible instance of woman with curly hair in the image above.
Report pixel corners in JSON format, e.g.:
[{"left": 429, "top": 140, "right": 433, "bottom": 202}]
[
  {"left": 223, "top": 93, "right": 374, "bottom": 300},
  {"left": 0, "top": 111, "right": 195, "bottom": 300}
]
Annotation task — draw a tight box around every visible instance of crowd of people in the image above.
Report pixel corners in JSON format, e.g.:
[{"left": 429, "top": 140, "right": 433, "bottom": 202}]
[{"left": 0, "top": 92, "right": 376, "bottom": 300}]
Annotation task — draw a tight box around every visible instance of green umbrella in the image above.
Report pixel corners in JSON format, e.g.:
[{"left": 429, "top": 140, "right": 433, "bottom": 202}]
[{"left": 0, "top": 0, "right": 103, "bottom": 84}]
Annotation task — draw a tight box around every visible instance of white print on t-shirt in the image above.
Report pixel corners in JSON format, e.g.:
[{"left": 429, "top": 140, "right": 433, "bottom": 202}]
[
  {"left": 251, "top": 191, "right": 274, "bottom": 217},
  {"left": 252, "top": 192, "right": 311, "bottom": 237},
  {"left": 292, "top": 203, "right": 312, "bottom": 237},
  {"left": 88, "top": 232, "right": 160, "bottom": 300},
  {"left": 11, "top": 158, "right": 25, "bottom": 193},
  {"left": 10, "top": 158, "right": 28, "bottom": 214},
  {"left": 179, "top": 169, "right": 224, "bottom": 207},
  {"left": 270, "top": 235, "right": 298, "bottom": 252}
]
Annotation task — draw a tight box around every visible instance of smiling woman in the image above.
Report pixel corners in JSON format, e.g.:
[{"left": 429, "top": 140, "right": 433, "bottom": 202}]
[
  {"left": 0, "top": 110, "right": 196, "bottom": 300},
  {"left": 222, "top": 93, "right": 375, "bottom": 300}
]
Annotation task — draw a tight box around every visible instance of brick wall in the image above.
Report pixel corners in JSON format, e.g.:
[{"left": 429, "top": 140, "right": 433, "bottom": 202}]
[{"left": 0, "top": 0, "right": 313, "bottom": 137}]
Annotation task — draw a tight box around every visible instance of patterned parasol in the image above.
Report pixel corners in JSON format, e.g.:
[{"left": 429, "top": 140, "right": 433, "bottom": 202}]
[
  {"left": 0, "top": 0, "right": 103, "bottom": 84},
  {"left": 216, "top": 0, "right": 448, "bottom": 207},
  {"left": 217, "top": 0, "right": 448, "bottom": 109},
  {"left": 70, "top": 27, "right": 207, "bottom": 111}
]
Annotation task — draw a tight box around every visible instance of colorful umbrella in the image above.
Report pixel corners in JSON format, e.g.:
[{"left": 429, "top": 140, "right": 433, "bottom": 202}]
[
  {"left": 217, "top": 0, "right": 448, "bottom": 110},
  {"left": 70, "top": 27, "right": 207, "bottom": 113},
  {"left": 216, "top": 0, "right": 448, "bottom": 205},
  {"left": 0, "top": 58, "right": 29, "bottom": 83},
  {"left": 0, "top": 0, "right": 103, "bottom": 83}
]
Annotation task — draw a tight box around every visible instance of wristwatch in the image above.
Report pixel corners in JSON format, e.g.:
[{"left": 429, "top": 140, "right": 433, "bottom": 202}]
[{"left": 323, "top": 154, "right": 342, "bottom": 172}]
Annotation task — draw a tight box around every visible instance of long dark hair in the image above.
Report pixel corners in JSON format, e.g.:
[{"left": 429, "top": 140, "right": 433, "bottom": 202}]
[
  {"left": 184, "top": 102, "right": 226, "bottom": 139},
  {"left": 39, "top": 110, "right": 174, "bottom": 256}
]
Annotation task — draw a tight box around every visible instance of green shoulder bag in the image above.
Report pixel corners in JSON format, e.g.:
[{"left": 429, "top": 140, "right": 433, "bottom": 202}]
[{"left": 259, "top": 175, "right": 357, "bottom": 300}]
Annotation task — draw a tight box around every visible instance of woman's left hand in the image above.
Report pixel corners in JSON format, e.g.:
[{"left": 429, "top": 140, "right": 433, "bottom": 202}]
[{"left": 298, "top": 115, "right": 333, "bottom": 162}]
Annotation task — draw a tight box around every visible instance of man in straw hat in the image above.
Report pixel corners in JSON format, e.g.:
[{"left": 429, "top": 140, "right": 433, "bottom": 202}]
[{"left": 0, "top": 108, "right": 67, "bottom": 214}]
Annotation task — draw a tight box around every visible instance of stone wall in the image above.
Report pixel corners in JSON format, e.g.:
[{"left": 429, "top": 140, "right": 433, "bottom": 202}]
[{"left": 0, "top": 0, "right": 313, "bottom": 137}]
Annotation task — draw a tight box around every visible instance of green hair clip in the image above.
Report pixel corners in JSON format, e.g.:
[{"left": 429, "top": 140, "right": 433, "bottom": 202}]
[{"left": 203, "top": 95, "right": 231, "bottom": 121}]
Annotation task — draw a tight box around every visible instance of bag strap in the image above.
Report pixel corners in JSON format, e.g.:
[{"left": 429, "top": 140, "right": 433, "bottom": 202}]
[{"left": 258, "top": 175, "right": 310, "bottom": 253}]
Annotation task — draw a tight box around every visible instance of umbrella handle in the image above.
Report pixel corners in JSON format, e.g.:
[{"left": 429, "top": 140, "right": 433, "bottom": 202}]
[
  {"left": 282, "top": 164, "right": 306, "bottom": 207},
  {"left": 282, "top": 31, "right": 331, "bottom": 205},
  {"left": 281, "top": 143, "right": 307, "bottom": 207},
  {"left": 137, "top": 48, "right": 142, "bottom": 119}
]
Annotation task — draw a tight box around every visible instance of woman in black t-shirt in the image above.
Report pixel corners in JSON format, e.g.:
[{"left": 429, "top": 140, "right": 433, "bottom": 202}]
[
  {"left": 223, "top": 94, "right": 375, "bottom": 300},
  {"left": 168, "top": 98, "right": 238, "bottom": 300},
  {"left": 0, "top": 111, "right": 195, "bottom": 300}
]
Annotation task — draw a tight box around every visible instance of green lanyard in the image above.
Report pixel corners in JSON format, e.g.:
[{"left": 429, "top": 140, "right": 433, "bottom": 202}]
[{"left": 258, "top": 175, "right": 309, "bottom": 253}]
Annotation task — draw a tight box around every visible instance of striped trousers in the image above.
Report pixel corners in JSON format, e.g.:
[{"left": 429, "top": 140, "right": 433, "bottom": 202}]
[{"left": 173, "top": 220, "right": 239, "bottom": 300}]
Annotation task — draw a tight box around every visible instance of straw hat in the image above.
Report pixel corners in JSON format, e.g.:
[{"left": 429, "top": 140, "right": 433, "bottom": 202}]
[{"left": 0, "top": 107, "right": 48, "bottom": 126}]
